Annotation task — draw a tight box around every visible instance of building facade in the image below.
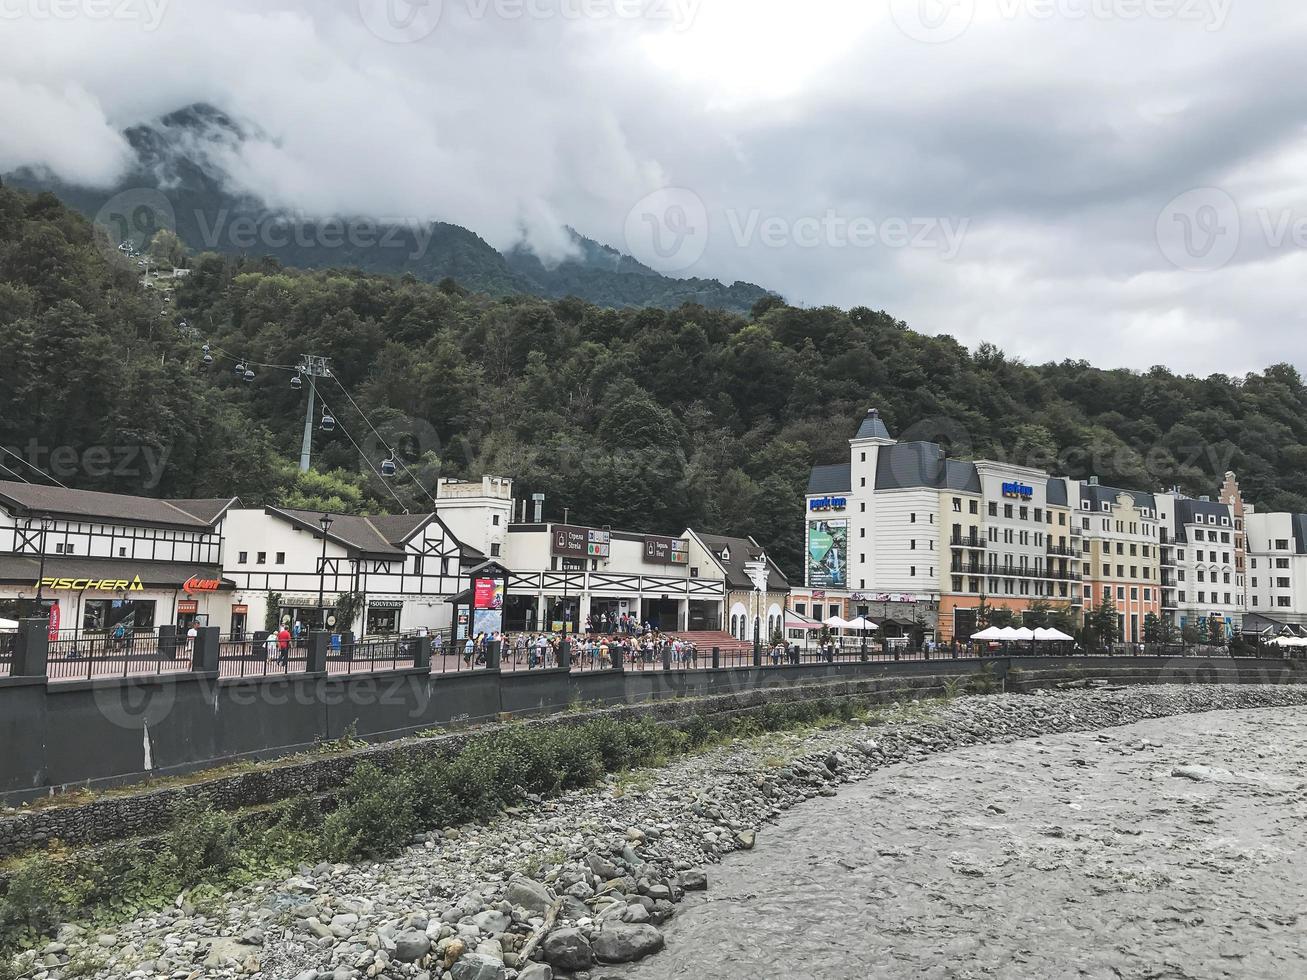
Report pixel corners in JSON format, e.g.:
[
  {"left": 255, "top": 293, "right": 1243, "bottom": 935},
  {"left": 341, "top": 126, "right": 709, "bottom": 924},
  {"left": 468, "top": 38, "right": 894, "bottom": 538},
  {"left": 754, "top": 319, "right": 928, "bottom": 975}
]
[
  {"left": 1243, "top": 509, "right": 1307, "bottom": 627},
  {"left": 0, "top": 481, "right": 237, "bottom": 635},
  {"left": 221, "top": 508, "right": 468, "bottom": 637}
]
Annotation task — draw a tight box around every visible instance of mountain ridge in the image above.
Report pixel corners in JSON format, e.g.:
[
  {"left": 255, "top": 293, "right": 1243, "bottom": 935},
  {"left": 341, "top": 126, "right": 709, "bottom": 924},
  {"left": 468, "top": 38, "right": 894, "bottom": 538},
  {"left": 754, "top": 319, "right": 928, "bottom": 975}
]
[{"left": 6, "top": 102, "right": 772, "bottom": 314}]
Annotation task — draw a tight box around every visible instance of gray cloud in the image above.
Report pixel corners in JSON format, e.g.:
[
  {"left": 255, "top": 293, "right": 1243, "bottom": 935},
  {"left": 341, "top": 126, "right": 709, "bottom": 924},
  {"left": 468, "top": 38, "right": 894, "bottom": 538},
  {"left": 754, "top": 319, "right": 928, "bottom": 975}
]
[{"left": 1, "top": 0, "right": 1304, "bottom": 374}]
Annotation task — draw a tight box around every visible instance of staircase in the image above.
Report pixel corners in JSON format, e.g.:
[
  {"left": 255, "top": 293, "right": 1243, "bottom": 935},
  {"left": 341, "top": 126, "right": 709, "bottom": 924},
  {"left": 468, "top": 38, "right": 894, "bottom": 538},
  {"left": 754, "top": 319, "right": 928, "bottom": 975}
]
[{"left": 668, "top": 630, "right": 754, "bottom": 658}]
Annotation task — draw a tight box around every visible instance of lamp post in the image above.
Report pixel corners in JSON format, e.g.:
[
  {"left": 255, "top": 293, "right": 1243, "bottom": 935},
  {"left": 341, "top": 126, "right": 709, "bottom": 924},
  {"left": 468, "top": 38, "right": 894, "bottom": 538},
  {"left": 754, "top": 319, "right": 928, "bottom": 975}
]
[{"left": 317, "top": 513, "right": 334, "bottom": 630}]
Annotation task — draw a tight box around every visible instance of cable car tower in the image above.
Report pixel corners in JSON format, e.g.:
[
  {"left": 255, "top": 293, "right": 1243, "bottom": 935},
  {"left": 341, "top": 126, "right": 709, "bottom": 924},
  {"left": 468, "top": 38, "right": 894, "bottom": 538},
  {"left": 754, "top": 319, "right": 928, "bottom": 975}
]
[{"left": 296, "top": 354, "right": 333, "bottom": 473}]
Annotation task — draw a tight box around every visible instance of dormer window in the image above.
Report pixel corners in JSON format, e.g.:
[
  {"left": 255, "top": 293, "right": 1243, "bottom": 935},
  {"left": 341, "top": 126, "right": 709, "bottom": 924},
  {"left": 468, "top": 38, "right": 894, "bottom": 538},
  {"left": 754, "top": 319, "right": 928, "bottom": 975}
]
[{"left": 719, "top": 547, "right": 731, "bottom": 561}]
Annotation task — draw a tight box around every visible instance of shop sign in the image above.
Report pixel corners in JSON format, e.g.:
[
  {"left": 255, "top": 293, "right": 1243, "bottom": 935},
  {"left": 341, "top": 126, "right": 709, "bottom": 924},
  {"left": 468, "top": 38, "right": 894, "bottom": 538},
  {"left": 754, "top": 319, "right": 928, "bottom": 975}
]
[
  {"left": 231, "top": 604, "right": 249, "bottom": 615},
  {"left": 1002, "top": 481, "right": 1034, "bottom": 500},
  {"left": 183, "top": 575, "right": 222, "bottom": 595},
  {"left": 644, "top": 535, "right": 688, "bottom": 565},
  {"left": 35, "top": 575, "right": 144, "bottom": 593},
  {"left": 552, "top": 524, "right": 611, "bottom": 559},
  {"left": 368, "top": 599, "right": 404, "bottom": 609},
  {"left": 178, "top": 600, "right": 199, "bottom": 614},
  {"left": 809, "top": 496, "right": 847, "bottom": 512}
]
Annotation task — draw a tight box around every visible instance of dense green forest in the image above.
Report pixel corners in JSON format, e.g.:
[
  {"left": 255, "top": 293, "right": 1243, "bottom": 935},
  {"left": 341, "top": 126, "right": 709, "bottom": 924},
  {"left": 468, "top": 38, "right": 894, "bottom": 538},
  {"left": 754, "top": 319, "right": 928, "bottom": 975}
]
[{"left": 3, "top": 183, "right": 1306, "bottom": 579}]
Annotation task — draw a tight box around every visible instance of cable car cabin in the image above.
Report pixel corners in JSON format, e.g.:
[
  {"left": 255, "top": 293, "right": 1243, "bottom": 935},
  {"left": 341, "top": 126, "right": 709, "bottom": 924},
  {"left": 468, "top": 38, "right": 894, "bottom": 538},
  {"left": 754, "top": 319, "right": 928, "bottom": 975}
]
[
  {"left": 290, "top": 374, "right": 303, "bottom": 390},
  {"left": 320, "top": 413, "right": 336, "bottom": 431},
  {"left": 381, "top": 458, "right": 397, "bottom": 476},
  {"left": 243, "top": 369, "right": 256, "bottom": 382}
]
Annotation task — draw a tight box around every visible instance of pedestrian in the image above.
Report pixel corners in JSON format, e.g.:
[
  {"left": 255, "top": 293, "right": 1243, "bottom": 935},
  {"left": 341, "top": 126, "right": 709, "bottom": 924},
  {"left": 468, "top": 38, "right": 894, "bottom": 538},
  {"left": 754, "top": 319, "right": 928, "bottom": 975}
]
[
  {"left": 185, "top": 623, "right": 198, "bottom": 658},
  {"left": 276, "top": 623, "right": 291, "bottom": 666}
]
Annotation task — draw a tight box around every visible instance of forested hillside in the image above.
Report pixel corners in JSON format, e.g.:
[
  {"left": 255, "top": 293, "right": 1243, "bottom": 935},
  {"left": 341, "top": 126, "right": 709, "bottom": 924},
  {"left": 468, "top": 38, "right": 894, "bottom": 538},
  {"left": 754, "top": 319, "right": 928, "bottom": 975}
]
[{"left": 3, "top": 184, "right": 1306, "bottom": 579}]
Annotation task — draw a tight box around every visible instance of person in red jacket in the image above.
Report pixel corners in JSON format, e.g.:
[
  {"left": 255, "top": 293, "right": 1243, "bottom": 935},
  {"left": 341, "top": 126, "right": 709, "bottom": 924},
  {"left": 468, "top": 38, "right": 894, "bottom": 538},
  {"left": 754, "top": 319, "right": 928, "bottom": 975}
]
[{"left": 276, "top": 624, "right": 291, "bottom": 666}]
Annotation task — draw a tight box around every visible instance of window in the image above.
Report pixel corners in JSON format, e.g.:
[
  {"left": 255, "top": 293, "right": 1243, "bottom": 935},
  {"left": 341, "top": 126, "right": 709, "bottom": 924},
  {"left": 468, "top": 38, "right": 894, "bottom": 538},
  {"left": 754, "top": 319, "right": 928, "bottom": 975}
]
[
  {"left": 256, "top": 552, "right": 267, "bottom": 564},
  {"left": 1034, "top": 508, "right": 1043, "bottom": 522},
  {"left": 952, "top": 498, "right": 961, "bottom": 512},
  {"left": 1004, "top": 504, "right": 1014, "bottom": 519},
  {"left": 969, "top": 500, "right": 978, "bottom": 514},
  {"left": 910, "top": 566, "right": 916, "bottom": 577},
  {"left": 796, "top": 603, "right": 806, "bottom": 615},
  {"left": 1276, "top": 539, "right": 1289, "bottom": 550},
  {"left": 860, "top": 452, "right": 866, "bottom": 462},
  {"left": 413, "top": 556, "right": 424, "bottom": 575},
  {"left": 1278, "top": 596, "right": 1291, "bottom": 608},
  {"left": 492, "top": 515, "right": 500, "bottom": 526},
  {"left": 1277, "top": 577, "right": 1290, "bottom": 589},
  {"left": 491, "top": 543, "right": 502, "bottom": 557},
  {"left": 1130, "top": 587, "right": 1138, "bottom": 600},
  {"left": 860, "top": 554, "right": 866, "bottom": 563},
  {"left": 860, "top": 528, "right": 866, "bottom": 538},
  {"left": 860, "top": 477, "right": 866, "bottom": 487},
  {"left": 1198, "top": 591, "right": 1206, "bottom": 603},
  {"left": 1019, "top": 506, "right": 1028, "bottom": 521},
  {"left": 275, "top": 552, "right": 286, "bottom": 565},
  {"left": 1276, "top": 558, "right": 1290, "bottom": 569},
  {"left": 911, "top": 512, "right": 917, "bottom": 523},
  {"left": 238, "top": 551, "right": 248, "bottom": 564},
  {"left": 1144, "top": 588, "right": 1151, "bottom": 601},
  {"left": 860, "top": 503, "right": 866, "bottom": 513},
  {"left": 910, "top": 540, "right": 917, "bottom": 550},
  {"left": 988, "top": 502, "right": 998, "bottom": 516},
  {"left": 118, "top": 547, "right": 126, "bottom": 557}
]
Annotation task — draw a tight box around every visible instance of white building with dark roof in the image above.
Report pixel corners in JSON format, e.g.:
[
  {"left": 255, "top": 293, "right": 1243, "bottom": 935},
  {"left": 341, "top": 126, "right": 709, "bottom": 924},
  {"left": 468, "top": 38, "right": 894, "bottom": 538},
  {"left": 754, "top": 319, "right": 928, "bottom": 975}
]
[{"left": 0, "top": 480, "right": 238, "bottom": 635}]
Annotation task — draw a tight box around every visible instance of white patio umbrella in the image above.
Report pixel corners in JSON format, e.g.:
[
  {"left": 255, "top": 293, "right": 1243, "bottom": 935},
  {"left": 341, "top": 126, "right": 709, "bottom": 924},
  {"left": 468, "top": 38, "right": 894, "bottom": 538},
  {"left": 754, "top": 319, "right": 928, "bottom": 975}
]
[
  {"left": 971, "top": 626, "right": 1003, "bottom": 640},
  {"left": 996, "top": 626, "right": 1022, "bottom": 640},
  {"left": 845, "top": 616, "right": 878, "bottom": 631},
  {"left": 0, "top": 617, "right": 18, "bottom": 630},
  {"left": 824, "top": 615, "right": 850, "bottom": 629},
  {"left": 1012, "top": 627, "right": 1037, "bottom": 641},
  {"left": 1034, "top": 627, "right": 1075, "bottom": 642}
]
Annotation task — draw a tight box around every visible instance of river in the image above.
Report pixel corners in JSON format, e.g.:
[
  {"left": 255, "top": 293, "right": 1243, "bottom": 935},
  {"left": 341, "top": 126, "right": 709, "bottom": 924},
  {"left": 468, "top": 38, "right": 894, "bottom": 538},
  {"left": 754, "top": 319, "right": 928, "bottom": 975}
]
[{"left": 617, "top": 706, "right": 1307, "bottom": 979}]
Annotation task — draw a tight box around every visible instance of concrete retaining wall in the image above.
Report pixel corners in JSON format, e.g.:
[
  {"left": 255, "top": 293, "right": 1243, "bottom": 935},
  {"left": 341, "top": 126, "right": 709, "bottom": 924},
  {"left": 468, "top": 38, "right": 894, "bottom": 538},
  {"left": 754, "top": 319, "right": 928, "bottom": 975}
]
[{"left": 1, "top": 654, "right": 1304, "bottom": 856}]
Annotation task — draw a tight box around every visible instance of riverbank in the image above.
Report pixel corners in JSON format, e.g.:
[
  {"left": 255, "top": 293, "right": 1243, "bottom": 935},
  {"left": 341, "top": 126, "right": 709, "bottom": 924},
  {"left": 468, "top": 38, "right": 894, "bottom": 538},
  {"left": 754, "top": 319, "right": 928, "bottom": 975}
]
[
  {"left": 10, "top": 683, "right": 1307, "bottom": 979},
  {"left": 620, "top": 703, "right": 1307, "bottom": 979}
]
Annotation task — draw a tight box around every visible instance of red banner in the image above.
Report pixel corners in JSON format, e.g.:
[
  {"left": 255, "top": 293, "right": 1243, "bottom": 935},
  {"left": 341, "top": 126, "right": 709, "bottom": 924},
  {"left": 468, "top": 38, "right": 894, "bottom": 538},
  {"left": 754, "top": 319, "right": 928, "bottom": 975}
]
[
  {"left": 47, "top": 602, "right": 60, "bottom": 640},
  {"left": 474, "top": 578, "right": 503, "bottom": 610}
]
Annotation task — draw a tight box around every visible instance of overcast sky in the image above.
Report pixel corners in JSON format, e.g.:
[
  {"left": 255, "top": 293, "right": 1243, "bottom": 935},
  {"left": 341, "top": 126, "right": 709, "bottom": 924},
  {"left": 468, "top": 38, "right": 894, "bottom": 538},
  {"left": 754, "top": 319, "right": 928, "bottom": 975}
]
[{"left": 2, "top": 0, "right": 1305, "bottom": 375}]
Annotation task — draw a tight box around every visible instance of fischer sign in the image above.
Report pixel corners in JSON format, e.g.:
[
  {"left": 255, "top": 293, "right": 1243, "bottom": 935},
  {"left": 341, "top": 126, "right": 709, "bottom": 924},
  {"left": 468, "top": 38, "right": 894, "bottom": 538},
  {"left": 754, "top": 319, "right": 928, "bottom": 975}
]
[{"left": 35, "top": 575, "right": 144, "bottom": 593}]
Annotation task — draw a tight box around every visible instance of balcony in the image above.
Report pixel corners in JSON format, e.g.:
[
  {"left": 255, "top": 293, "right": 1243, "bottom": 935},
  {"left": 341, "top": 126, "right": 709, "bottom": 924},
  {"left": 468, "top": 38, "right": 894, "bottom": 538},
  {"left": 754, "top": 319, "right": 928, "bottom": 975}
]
[
  {"left": 950, "top": 535, "right": 987, "bottom": 549},
  {"left": 951, "top": 563, "right": 985, "bottom": 575},
  {"left": 1047, "top": 544, "right": 1078, "bottom": 558}
]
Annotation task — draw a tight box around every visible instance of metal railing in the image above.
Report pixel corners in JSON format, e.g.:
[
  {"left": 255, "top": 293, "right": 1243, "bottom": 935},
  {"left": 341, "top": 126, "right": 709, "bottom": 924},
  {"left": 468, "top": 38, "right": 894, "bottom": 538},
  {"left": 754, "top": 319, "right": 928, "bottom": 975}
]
[
  {"left": 0, "top": 631, "right": 13, "bottom": 676},
  {"left": 45, "top": 629, "right": 189, "bottom": 682}
]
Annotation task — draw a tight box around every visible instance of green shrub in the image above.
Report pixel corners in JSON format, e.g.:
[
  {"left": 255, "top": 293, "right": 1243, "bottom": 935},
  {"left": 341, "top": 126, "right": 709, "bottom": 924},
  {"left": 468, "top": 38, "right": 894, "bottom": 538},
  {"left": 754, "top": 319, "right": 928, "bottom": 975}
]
[
  {"left": 323, "top": 763, "right": 419, "bottom": 861},
  {"left": 167, "top": 800, "right": 238, "bottom": 886}
]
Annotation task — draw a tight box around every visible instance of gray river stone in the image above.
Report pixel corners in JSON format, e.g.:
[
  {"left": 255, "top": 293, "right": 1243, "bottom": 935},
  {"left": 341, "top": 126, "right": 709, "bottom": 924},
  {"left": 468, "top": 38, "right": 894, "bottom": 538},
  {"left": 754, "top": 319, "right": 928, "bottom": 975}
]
[{"left": 616, "top": 706, "right": 1307, "bottom": 979}]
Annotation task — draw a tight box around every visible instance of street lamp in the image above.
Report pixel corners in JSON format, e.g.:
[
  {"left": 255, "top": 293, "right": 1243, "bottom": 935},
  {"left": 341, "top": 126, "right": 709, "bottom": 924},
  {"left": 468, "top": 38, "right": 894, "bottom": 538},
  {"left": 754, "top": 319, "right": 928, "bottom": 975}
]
[{"left": 317, "top": 513, "right": 334, "bottom": 630}]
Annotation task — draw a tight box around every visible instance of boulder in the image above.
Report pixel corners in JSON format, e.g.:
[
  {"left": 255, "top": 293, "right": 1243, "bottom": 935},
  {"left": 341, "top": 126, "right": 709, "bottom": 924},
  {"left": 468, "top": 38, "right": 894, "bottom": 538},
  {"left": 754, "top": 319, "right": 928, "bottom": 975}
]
[
  {"left": 394, "top": 929, "right": 432, "bottom": 963},
  {"left": 505, "top": 876, "right": 554, "bottom": 915},
  {"left": 451, "top": 952, "right": 507, "bottom": 980},
  {"left": 542, "top": 928, "right": 594, "bottom": 971},
  {"left": 518, "top": 964, "right": 553, "bottom": 980},
  {"left": 592, "top": 924, "right": 666, "bottom": 963}
]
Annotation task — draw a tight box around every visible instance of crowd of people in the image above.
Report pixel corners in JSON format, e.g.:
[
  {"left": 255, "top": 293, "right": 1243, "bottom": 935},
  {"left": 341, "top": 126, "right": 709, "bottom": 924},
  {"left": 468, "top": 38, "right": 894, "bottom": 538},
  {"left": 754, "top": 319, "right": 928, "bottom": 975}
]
[{"left": 433, "top": 622, "right": 700, "bottom": 670}]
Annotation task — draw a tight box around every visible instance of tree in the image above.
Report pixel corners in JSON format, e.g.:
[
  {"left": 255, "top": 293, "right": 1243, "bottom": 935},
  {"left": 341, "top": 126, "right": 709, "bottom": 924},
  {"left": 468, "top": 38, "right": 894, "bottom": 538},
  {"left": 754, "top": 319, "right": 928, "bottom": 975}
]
[
  {"left": 1083, "top": 598, "right": 1119, "bottom": 650},
  {"left": 1142, "top": 613, "right": 1163, "bottom": 645},
  {"left": 148, "top": 229, "right": 188, "bottom": 268},
  {"left": 1206, "top": 616, "right": 1228, "bottom": 647}
]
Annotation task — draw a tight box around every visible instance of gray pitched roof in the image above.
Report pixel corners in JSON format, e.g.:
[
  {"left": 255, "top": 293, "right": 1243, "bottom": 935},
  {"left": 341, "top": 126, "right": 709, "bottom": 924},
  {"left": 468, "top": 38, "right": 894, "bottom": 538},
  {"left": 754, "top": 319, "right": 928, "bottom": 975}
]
[
  {"left": 269, "top": 508, "right": 432, "bottom": 557},
  {"left": 853, "top": 408, "right": 892, "bottom": 441},
  {"left": 0, "top": 480, "right": 236, "bottom": 530},
  {"left": 1171, "top": 499, "right": 1232, "bottom": 544},
  {"left": 1294, "top": 515, "right": 1307, "bottom": 555},
  {"left": 875, "top": 443, "right": 981, "bottom": 493},
  {"left": 807, "top": 464, "right": 852, "bottom": 494},
  {"left": 1046, "top": 478, "right": 1069, "bottom": 507},
  {"left": 1080, "top": 483, "right": 1156, "bottom": 513},
  {"left": 694, "top": 532, "right": 790, "bottom": 592}
]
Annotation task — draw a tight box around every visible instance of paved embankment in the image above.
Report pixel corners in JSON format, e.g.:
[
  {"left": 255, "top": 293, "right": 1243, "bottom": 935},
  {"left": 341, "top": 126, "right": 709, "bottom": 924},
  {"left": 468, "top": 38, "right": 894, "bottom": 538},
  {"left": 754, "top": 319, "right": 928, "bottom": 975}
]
[{"left": 12, "top": 684, "right": 1307, "bottom": 980}]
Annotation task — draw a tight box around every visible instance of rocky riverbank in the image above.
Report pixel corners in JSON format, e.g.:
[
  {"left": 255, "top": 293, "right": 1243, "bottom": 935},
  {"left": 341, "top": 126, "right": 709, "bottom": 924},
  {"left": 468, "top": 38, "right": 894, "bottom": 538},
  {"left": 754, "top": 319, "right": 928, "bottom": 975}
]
[{"left": 13, "top": 683, "right": 1307, "bottom": 980}]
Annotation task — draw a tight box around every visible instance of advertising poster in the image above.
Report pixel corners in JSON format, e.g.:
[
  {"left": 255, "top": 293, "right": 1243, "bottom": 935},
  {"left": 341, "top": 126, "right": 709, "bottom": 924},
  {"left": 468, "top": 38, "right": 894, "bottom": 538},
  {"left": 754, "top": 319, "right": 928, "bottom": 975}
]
[
  {"left": 807, "top": 519, "right": 848, "bottom": 588},
  {"left": 474, "top": 578, "right": 504, "bottom": 610}
]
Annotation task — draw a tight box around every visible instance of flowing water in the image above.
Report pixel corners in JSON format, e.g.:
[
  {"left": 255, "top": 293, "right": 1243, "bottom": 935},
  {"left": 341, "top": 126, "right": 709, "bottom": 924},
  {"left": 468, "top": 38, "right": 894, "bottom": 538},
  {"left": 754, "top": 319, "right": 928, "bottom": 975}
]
[{"left": 618, "top": 707, "right": 1307, "bottom": 979}]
